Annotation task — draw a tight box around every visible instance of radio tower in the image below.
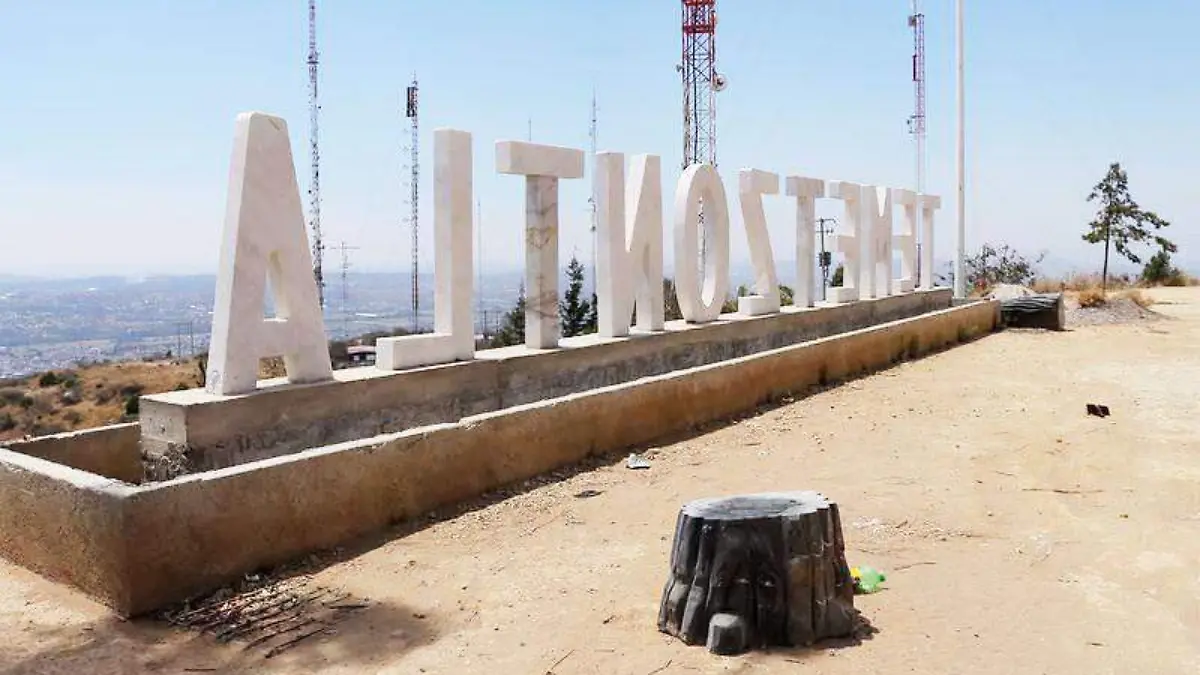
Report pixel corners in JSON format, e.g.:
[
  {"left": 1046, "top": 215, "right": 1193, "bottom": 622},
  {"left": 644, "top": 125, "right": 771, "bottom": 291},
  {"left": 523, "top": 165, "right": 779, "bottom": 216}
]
[
  {"left": 680, "top": 0, "right": 723, "bottom": 267},
  {"left": 306, "top": 0, "right": 325, "bottom": 309},
  {"left": 405, "top": 76, "right": 420, "bottom": 332},
  {"left": 908, "top": 1, "right": 927, "bottom": 284},
  {"left": 588, "top": 91, "right": 599, "bottom": 297}
]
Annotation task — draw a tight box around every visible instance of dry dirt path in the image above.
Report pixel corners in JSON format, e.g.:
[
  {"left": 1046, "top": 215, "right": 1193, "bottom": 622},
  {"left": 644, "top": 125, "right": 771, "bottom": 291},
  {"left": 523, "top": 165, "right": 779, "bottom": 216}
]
[{"left": 3, "top": 289, "right": 1199, "bottom": 674}]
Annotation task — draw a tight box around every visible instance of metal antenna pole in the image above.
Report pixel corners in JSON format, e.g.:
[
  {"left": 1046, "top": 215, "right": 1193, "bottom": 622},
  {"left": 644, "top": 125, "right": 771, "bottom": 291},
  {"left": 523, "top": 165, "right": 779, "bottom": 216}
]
[
  {"left": 955, "top": 0, "right": 967, "bottom": 297},
  {"left": 681, "top": 0, "right": 721, "bottom": 273},
  {"left": 589, "top": 91, "right": 599, "bottom": 298},
  {"left": 908, "top": 0, "right": 927, "bottom": 287},
  {"left": 815, "top": 217, "right": 837, "bottom": 302},
  {"left": 405, "top": 77, "right": 420, "bottom": 331},
  {"left": 476, "top": 199, "right": 484, "bottom": 337},
  {"left": 307, "top": 0, "right": 325, "bottom": 308}
]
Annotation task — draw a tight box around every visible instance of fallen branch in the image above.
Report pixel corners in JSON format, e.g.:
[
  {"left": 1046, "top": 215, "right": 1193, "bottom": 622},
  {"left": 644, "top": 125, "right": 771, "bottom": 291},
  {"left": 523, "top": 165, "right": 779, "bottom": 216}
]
[
  {"left": 1022, "top": 488, "right": 1103, "bottom": 495},
  {"left": 546, "top": 648, "right": 575, "bottom": 673},
  {"left": 894, "top": 561, "right": 938, "bottom": 572},
  {"left": 263, "top": 623, "right": 329, "bottom": 658},
  {"left": 647, "top": 659, "right": 673, "bottom": 675}
]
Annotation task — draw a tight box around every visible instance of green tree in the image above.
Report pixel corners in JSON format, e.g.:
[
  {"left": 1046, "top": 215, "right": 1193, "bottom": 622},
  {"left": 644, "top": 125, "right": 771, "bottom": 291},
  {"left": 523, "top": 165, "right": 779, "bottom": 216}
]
[
  {"left": 1141, "top": 248, "right": 1188, "bottom": 286},
  {"left": 831, "top": 264, "right": 844, "bottom": 287},
  {"left": 490, "top": 284, "right": 527, "bottom": 347},
  {"left": 559, "top": 255, "right": 594, "bottom": 337},
  {"left": 1083, "top": 162, "right": 1175, "bottom": 291}
]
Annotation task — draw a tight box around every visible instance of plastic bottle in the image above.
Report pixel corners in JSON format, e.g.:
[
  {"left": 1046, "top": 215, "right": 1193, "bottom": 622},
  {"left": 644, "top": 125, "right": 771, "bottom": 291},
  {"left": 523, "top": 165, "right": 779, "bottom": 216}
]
[{"left": 851, "top": 566, "right": 887, "bottom": 594}]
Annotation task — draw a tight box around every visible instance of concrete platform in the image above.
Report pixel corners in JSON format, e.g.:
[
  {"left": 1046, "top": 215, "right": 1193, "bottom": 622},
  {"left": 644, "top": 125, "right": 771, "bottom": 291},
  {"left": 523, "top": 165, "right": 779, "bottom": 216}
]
[
  {"left": 141, "top": 289, "right": 954, "bottom": 474},
  {"left": 0, "top": 299, "right": 998, "bottom": 616}
]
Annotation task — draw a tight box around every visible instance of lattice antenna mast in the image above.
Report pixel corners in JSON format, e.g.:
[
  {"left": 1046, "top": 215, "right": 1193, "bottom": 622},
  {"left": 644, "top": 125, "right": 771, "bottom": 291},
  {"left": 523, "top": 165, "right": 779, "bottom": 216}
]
[
  {"left": 336, "top": 241, "right": 359, "bottom": 337},
  {"left": 908, "top": 1, "right": 927, "bottom": 193},
  {"left": 405, "top": 76, "right": 420, "bottom": 332},
  {"left": 908, "top": 1, "right": 927, "bottom": 284},
  {"left": 307, "top": 0, "right": 325, "bottom": 309},
  {"left": 588, "top": 91, "right": 599, "bottom": 296},
  {"left": 680, "top": 1, "right": 723, "bottom": 268}
]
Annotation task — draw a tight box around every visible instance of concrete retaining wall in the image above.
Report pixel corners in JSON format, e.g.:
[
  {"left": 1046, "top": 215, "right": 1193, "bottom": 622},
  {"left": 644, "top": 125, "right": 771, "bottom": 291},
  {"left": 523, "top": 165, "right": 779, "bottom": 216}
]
[
  {"left": 141, "top": 289, "right": 953, "bottom": 473},
  {"left": 2, "top": 423, "right": 142, "bottom": 484},
  {"left": 0, "top": 299, "right": 997, "bottom": 616},
  {"left": 0, "top": 451, "right": 132, "bottom": 609}
]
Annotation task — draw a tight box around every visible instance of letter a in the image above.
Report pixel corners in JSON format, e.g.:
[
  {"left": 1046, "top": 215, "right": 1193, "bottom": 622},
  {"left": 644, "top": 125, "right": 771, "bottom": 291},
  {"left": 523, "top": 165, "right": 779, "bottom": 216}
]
[{"left": 206, "top": 112, "right": 332, "bottom": 396}]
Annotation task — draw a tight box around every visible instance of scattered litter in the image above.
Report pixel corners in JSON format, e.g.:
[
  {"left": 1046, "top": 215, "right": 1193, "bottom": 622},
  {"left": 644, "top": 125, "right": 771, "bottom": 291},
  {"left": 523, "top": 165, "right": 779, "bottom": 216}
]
[
  {"left": 573, "top": 489, "right": 604, "bottom": 499},
  {"left": 851, "top": 566, "right": 887, "bottom": 594},
  {"left": 1086, "top": 403, "right": 1111, "bottom": 418},
  {"left": 625, "top": 453, "right": 652, "bottom": 470}
]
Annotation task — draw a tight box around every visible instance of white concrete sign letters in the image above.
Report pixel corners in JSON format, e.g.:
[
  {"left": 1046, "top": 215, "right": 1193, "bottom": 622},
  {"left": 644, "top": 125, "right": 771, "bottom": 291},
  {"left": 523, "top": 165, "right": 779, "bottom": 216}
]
[
  {"left": 826, "top": 181, "right": 863, "bottom": 303},
  {"left": 206, "top": 112, "right": 333, "bottom": 396},
  {"left": 918, "top": 194, "right": 941, "bottom": 290},
  {"left": 595, "top": 152, "right": 665, "bottom": 337},
  {"left": 786, "top": 176, "right": 825, "bottom": 308},
  {"left": 863, "top": 186, "right": 894, "bottom": 299},
  {"left": 674, "top": 164, "right": 731, "bottom": 323},
  {"left": 892, "top": 189, "right": 918, "bottom": 293},
  {"left": 205, "top": 110, "right": 945, "bottom": 388},
  {"left": 737, "top": 169, "right": 781, "bottom": 316},
  {"left": 497, "top": 141, "right": 585, "bottom": 349},
  {"left": 377, "top": 129, "right": 476, "bottom": 370}
]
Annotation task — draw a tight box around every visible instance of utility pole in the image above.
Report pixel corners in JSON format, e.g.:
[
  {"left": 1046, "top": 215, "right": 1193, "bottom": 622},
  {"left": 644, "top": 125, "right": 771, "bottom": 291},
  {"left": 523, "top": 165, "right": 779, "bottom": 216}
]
[
  {"left": 955, "top": 0, "right": 967, "bottom": 297},
  {"left": 477, "top": 199, "right": 484, "bottom": 338},
  {"left": 815, "top": 217, "right": 837, "bottom": 301},
  {"left": 336, "top": 241, "right": 359, "bottom": 338}
]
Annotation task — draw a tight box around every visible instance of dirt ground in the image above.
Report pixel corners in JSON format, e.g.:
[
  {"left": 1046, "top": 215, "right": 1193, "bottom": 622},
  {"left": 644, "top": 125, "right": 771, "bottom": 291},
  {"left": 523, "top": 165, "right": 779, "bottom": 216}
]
[{"left": 3, "top": 288, "right": 1199, "bottom": 674}]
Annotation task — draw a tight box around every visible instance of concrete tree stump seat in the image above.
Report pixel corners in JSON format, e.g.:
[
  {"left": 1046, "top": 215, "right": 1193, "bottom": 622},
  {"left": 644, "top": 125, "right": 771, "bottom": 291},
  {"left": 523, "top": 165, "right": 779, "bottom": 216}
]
[{"left": 657, "top": 491, "right": 858, "bottom": 655}]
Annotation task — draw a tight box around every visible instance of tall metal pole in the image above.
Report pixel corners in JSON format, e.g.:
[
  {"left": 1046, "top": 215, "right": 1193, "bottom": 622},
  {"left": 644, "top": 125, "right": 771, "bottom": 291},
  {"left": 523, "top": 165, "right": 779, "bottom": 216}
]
[
  {"left": 307, "top": 0, "right": 325, "bottom": 309},
  {"left": 954, "top": 0, "right": 967, "bottom": 297},
  {"left": 406, "top": 77, "right": 420, "bottom": 332}
]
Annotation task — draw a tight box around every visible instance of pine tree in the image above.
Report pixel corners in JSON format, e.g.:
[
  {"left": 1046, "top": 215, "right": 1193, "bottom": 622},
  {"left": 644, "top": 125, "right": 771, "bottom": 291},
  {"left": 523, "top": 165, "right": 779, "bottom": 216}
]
[
  {"left": 559, "top": 255, "right": 594, "bottom": 337},
  {"left": 490, "top": 284, "right": 526, "bottom": 347},
  {"left": 1083, "top": 162, "right": 1174, "bottom": 291}
]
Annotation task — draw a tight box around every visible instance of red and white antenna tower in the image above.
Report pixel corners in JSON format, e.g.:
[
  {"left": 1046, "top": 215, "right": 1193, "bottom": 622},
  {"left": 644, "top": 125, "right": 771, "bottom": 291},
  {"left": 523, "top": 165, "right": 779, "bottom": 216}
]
[
  {"left": 405, "top": 76, "right": 420, "bottom": 332},
  {"left": 307, "top": 0, "right": 325, "bottom": 308},
  {"left": 908, "top": 0, "right": 927, "bottom": 283},
  {"left": 680, "top": 0, "right": 724, "bottom": 267}
]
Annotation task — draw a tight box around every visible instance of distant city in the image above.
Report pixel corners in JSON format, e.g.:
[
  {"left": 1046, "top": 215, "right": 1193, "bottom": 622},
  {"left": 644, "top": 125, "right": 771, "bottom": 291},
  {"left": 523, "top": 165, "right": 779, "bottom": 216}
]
[{"left": 0, "top": 252, "right": 1081, "bottom": 380}]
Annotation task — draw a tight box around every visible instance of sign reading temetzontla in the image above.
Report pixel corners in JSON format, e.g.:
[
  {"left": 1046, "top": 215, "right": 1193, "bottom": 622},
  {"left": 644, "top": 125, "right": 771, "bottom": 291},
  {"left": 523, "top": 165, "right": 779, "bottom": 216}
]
[{"left": 205, "top": 112, "right": 942, "bottom": 396}]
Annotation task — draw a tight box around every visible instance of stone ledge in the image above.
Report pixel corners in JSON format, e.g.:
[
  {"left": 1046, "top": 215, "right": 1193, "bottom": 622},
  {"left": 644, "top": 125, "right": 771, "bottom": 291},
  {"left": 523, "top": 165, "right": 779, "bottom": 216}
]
[{"left": 141, "top": 289, "right": 953, "bottom": 474}]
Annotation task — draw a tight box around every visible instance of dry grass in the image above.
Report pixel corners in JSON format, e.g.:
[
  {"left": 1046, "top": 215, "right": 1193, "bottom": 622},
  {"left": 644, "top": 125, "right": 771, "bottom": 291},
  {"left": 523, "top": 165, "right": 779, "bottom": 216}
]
[
  {"left": 1119, "top": 288, "right": 1154, "bottom": 308},
  {"left": 1030, "top": 278, "right": 1065, "bottom": 293},
  {"left": 1077, "top": 286, "right": 1108, "bottom": 308}
]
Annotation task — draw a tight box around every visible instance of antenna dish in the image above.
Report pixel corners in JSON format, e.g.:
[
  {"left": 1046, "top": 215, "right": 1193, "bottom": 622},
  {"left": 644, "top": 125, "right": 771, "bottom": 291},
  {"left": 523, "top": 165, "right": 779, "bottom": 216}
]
[{"left": 712, "top": 72, "right": 728, "bottom": 92}]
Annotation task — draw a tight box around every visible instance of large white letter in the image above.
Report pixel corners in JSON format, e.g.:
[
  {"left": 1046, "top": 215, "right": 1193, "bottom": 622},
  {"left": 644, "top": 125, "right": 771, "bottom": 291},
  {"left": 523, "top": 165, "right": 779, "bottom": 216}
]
[
  {"left": 862, "top": 186, "right": 894, "bottom": 299},
  {"left": 596, "top": 152, "right": 664, "bottom": 337},
  {"left": 206, "top": 112, "right": 332, "bottom": 396},
  {"left": 737, "top": 169, "right": 781, "bottom": 316},
  {"left": 673, "top": 164, "right": 731, "bottom": 323},
  {"left": 377, "top": 129, "right": 475, "bottom": 369},
  {"left": 892, "top": 188, "right": 918, "bottom": 293},
  {"left": 827, "top": 181, "right": 862, "bottom": 303},
  {"left": 918, "top": 194, "right": 942, "bottom": 290},
  {"left": 786, "top": 176, "right": 825, "bottom": 308},
  {"left": 496, "top": 141, "right": 585, "bottom": 349}
]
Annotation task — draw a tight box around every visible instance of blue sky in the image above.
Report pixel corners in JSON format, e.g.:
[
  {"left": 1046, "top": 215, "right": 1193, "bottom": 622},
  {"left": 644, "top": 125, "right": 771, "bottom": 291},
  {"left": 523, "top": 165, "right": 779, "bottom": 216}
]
[{"left": 2, "top": 1, "right": 1197, "bottom": 278}]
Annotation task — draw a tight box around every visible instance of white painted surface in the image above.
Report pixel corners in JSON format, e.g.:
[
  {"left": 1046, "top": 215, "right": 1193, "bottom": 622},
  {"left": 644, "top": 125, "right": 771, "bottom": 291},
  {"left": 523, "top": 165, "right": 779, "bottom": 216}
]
[
  {"left": 736, "top": 169, "right": 781, "bottom": 317},
  {"left": 892, "top": 188, "right": 918, "bottom": 293},
  {"left": 595, "top": 152, "right": 665, "bottom": 337},
  {"left": 673, "top": 164, "right": 731, "bottom": 323},
  {"left": 863, "top": 186, "right": 894, "bottom": 299},
  {"left": 919, "top": 194, "right": 942, "bottom": 290},
  {"left": 827, "top": 181, "right": 862, "bottom": 304},
  {"left": 378, "top": 129, "right": 476, "bottom": 370},
  {"left": 497, "top": 141, "right": 585, "bottom": 349},
  {"left": 206, "top": 112, "right": 333, "bottom": 396},
  {"left": 786, "top": 176, "right": 825, "bottom": 308}
]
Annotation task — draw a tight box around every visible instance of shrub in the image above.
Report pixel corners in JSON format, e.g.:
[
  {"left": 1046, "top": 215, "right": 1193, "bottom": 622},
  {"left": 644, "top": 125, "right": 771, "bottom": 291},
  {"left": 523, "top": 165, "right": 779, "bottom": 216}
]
[
  {"left": 38, "top": 371, "right": 61, "bottom": 388},
  {"left": 0, "top": 412, "right": 15, "bottom": 431},
  {"left": 63, "top": 410, "right": 83, "bottom": 426},
  {"left": 0, "top": 388, "right": 25, "bottom": 406},
  {"left": 1120, "top": 289, "right": 1152, "bottom": 308},
  {"left": 1077, "top": 287, "right": 1107, "bottom": 308},
  {"left": 123, "top": 395, "right": 140, "bottom": 417}
]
